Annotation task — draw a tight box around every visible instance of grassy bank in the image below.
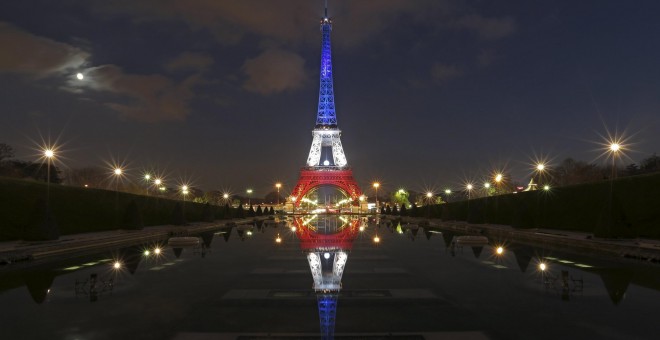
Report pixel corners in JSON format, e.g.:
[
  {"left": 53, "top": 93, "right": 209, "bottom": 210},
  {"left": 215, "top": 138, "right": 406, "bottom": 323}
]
[
  {"left": 401, "top": 172, "right": 660, "bottom": 238},
  {"left": 0, "top": 177, "right": 241, "bottom": 241}
]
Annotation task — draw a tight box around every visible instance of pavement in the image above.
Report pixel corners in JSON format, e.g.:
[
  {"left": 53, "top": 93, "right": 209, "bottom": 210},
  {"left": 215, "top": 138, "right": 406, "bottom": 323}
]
[
  {"left": 390, "top": 216, "right": 660, "bottom": 262},
  {"left": 0, "top": 217, "right": 266, "bottom": 266}
]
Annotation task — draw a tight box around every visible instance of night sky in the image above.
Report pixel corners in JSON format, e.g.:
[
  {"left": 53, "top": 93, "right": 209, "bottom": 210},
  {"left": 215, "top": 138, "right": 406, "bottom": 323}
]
[{"left": 2, "top": 1, "right": 660, "bottom": 197}]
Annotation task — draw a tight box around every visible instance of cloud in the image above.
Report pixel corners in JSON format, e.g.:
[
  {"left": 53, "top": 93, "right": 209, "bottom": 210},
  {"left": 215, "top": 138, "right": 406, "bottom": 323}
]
[
  {"left": 0, "top": 21, "right": 89, "bottom": 76},
  {"left": 87, "top": 0, "right": 455, "bottom": 47},
  {"left": 0, "top": 21, "right": 200, "bottom": 123},
  {"left": 454, "top": 14, "right": 515, "bottom": 40},
  {"left": 165, "top": 52, "right": 214, "bottom": 72},
  {"left": 89, "top": 0, "right": 316, "bottom": 44},
  {"left": 431, "top": 63, "right": 462, "bottom": 82},
  {"left": 79, "top": 64, "right": 201, "bottom": 122},
  {"left": 88, "top": 1, "right": 517, "bottom": 50},
  {"left": 242, "top": 48, "right": 307, "bottom": 95}
]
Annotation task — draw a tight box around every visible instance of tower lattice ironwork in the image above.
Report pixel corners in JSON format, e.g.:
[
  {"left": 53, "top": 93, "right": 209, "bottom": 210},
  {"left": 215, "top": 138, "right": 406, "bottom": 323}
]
[
  {"left": 293, "top": 215, "right": 362, "bottom": 339},
  {"left": 291, "top": 4, "right": 363, "bottom": 207}
]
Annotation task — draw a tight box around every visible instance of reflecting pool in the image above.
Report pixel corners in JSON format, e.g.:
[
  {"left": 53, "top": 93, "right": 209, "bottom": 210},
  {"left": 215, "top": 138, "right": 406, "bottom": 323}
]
[{"left": 1, "top": 215, "right": 660, "bottom": 339}]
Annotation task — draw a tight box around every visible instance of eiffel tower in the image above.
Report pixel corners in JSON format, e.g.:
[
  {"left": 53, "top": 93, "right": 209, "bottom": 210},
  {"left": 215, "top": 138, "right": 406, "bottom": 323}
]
[
  {"left": 294, "top": 216, "right": 361, "bottom": 339},
  {"left": 290, "top": 3, "right": 364, "bottom": 208}
]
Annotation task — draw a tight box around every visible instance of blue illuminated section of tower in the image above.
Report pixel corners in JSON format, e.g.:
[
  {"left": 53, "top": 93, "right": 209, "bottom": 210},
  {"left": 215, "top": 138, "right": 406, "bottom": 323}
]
[
  {"left": 317, "top": 294, "right": 338, "bottom": 339},
  {"left": 316, "top": 11, "right": 337, "bottom": 128}
]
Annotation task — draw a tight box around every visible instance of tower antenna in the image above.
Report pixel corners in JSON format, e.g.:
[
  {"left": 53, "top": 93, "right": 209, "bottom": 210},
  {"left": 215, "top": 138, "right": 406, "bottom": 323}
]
[{"left": 324, "top": 0, "right": 328, "bottom": 18}]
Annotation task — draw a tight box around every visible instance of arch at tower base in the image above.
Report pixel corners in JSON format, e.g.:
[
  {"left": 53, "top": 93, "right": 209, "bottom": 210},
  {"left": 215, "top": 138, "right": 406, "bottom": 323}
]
[{"left": 290, "top": 168, "right": 363, "bottom": 207}]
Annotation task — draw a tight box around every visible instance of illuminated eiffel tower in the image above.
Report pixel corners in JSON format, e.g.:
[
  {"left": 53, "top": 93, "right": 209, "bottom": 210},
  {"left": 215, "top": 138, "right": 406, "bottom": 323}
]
[
  {"left": 294, "top": 215, "right": 360, "bottom": 339},
  {"left": 290, "top": 2, "right": 364, "bottom": 208}
]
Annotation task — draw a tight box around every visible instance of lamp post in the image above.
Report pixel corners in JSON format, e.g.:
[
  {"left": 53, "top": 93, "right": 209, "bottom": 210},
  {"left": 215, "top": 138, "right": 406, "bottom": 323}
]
[
  {"left": 609, "top": 143, "right": 621, "bottom": 179},
  {"left": 44, "top": 149, "right": 55, "bottom": 210},
  {"left": 154, "top": 178, "right": 162, "bottom": 196},
  {"left": 290, "top": 196, "right": 296, "bottom": 214},
  {"left": 246, "top": 188, "right": 253, "bottom": 207},
  {"left": 144, "top": 174, "right": 151, "bottom": 195},
  {"left": 113, "top": 167, "right": 123, "bottom": 192},
  {"left": 466, "top": 183, "right": 474, "bottom": 214},
  {"left": 444, "top": 189, "right": 451, "bottom": 203},
  {"left": 494, "top": 173, "right": 503, "bottom": 195},
  {"left": 426, "top": 191, "right": 433, "bottom": 217},
  {"left": 275, "top": 183, "right": 282, "bottom": 206},
  {"left": 359, "top": 195, "right": 365, "bottom": 214},
  {"left": 181, "top": 185, "right": 189, "bottom": 219},
  {"left": 534, "top": 163, "right": 546, "bottom": 190},
  {"left": 181, "top": 185, "right": 189, "bottom": 201},
  {"left": 373, "top": 182, "right": 380, "bottom": 213},
  {"left": 112, "top": 167, "right": 124, "bottom": 224}
]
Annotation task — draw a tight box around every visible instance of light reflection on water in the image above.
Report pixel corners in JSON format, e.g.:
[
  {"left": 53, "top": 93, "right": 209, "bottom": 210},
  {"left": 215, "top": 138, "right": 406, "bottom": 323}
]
[{"left": 0, "top": 215, "right": 659, "bottom": 339}]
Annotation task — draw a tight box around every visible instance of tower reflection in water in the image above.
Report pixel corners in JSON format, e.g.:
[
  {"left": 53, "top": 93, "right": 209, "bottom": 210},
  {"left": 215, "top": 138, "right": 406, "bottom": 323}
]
[{"left": 292, "top": 214, "right": 362, "bottom": 339}]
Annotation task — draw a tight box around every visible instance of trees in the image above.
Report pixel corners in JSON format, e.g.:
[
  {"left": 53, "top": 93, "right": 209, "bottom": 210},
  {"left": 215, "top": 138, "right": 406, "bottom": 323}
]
[
  {"left": 400, "top": 204, "right": 407, "bottom": 216},
  {"left": 391, "top": 189, "right": 411, "bottom": 209},
  {"left": 0, "top": 143, "right": 14, "bottom": 162},
  {"left": 203, "top": 190, "right": 224, "bottom": 205},
  {"left": 551, "top": 158, "right": 603, "bottom": 186},
  {"left": 0, "top": 160, "right": 62, "bottom": 183},
  {"left": 640, "top": 153, "right": 660, "bottom": 173},
  {"left": 64, "top": 166, "right": 106, "bottom": 188},
  {"left": 264, "top": 191, "right": 285, "bottom": 205}
]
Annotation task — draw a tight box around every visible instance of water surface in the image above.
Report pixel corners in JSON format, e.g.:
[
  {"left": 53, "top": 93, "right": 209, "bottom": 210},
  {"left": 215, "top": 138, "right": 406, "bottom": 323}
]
[{"left": 1, "top": 216, "right": 659, "bottom": 339}]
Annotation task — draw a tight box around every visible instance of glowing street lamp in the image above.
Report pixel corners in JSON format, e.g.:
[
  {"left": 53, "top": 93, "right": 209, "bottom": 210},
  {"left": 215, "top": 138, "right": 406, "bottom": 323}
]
[
  {"left": 290, "top": 196, "right": 297, "bottom": 214},
  {"left": 373, "top": 182, "right": 380, "bottom": 213},
  {"left": 275, "top": 183, "right": 282, "bottom": 206},
  {"left": 43, "top": 148, "right": 55, "bottom": 210},
  {"left": 543, "top": 185, "right": 550, "bottom": 191},
  {"left": 609, "top": 142, "right": 622, "bottom": 179},
  {"left": 143, "top": 173, "right": 151, "bottom": 195},
  {"left": 113, "top": 167, "right": 123, "bottom": 192},
  {"left": 539, "top": 262, "right": 547, "bottom": 271},
  {"left": 246, "top": 188, "right": 253, "bottom": 206},
  {"left": 153, "top": 178, "right": 163, "bottom": 196},
  {"left": 180, "top": 185, "right": 190, "bottom": 223},
  {"left": 425, "top": 191, "right": 433, "bottom": 217},
  {"left": 493, "top": 173, "right": 503, "bottom": 195},
  {"left": 533, "top": 163, "right": 548, "bottom": 190},
  {"left": 359, "top": 195, "right": 365, "bottom": 214},
  {"left": 466, "top": 183, "right": 474, "bottom": 199}
]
